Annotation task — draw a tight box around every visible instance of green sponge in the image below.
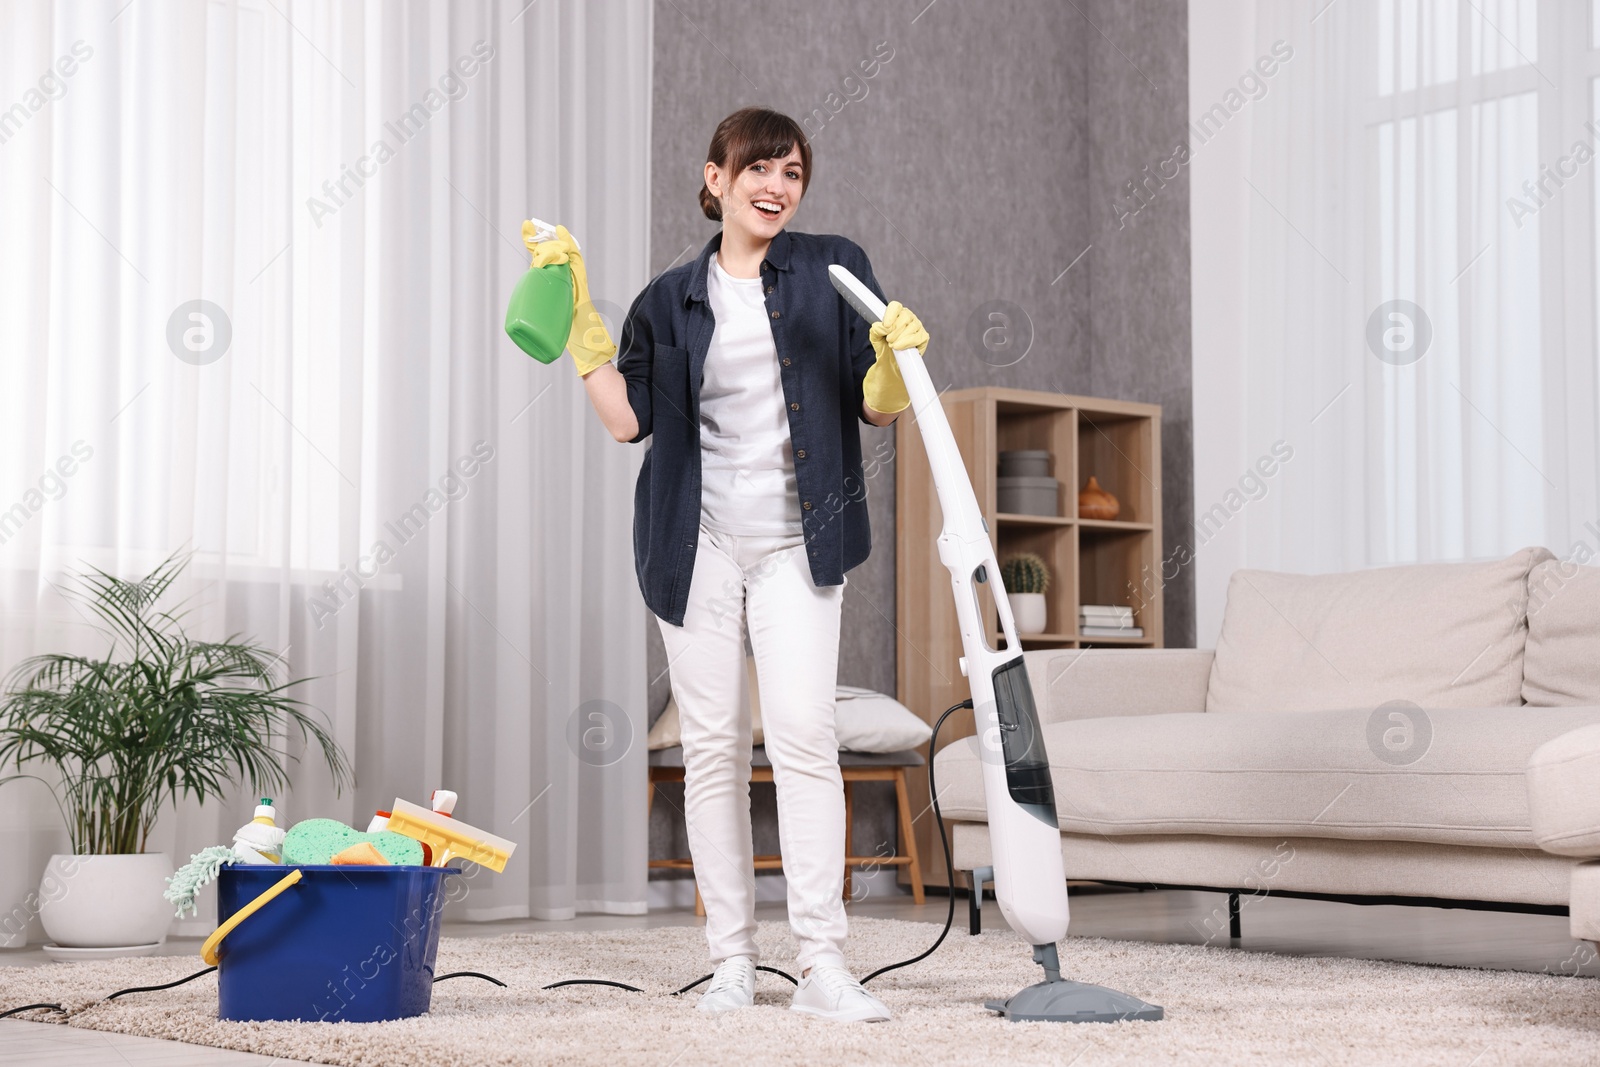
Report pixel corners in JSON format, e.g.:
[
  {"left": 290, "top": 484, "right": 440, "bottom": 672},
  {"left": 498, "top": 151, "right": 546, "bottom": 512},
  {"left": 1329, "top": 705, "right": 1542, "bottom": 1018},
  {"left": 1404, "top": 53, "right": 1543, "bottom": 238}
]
[{"left": 281, "top": 819, "right": 424, "bottom": 866}]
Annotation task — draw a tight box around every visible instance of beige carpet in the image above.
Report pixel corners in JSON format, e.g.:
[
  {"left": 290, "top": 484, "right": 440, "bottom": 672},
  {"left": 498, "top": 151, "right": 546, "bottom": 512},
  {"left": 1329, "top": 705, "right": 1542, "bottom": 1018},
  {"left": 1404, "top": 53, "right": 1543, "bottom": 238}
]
[{"left": 1, "top": 917, "right": 1596, "bottom": 1066}]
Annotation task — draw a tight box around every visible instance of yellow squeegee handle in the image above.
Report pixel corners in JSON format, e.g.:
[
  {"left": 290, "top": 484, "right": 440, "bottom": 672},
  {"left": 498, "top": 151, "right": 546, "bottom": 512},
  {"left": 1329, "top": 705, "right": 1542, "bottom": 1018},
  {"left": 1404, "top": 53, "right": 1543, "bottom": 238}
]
[{"left": 200, "top": 869, "right": 303, "bottom": 966}]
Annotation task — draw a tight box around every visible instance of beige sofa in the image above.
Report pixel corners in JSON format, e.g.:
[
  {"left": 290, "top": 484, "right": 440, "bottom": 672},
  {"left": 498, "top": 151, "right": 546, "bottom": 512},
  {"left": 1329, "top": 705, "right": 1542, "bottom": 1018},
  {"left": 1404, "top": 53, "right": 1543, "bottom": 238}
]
[{"left": 936, "top": 547, "right": 1600, "bottom": 935}]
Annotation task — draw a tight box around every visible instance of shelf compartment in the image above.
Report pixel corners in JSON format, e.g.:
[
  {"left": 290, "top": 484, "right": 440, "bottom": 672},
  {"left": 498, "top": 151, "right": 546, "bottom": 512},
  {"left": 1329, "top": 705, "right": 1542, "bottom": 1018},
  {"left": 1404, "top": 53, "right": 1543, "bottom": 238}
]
[
  {"left": 1077, "top": 411, "right": 1155, "bottom": 525},
  {"left": 991, "top": 523, "right": 1077, "bottom": 647},
  {"left": 1078, "top": 528, "right": 1156, "bottom": 637},
  {"left": 994, "top": 404, "right": 1074, "bottom": 521}
]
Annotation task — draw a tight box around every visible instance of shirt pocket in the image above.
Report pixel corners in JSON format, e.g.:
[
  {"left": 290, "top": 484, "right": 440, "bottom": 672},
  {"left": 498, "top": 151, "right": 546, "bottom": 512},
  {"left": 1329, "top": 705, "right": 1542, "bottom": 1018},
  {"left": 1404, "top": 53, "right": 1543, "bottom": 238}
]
[{"left": 651, "top": 343, "right": 693, "bottom": 427}]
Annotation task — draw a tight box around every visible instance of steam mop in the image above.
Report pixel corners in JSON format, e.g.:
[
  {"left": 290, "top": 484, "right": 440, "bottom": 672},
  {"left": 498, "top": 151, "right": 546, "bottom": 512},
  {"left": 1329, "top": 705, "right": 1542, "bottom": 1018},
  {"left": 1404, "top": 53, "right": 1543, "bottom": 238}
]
[{"left": 828, "top": 265, "right": 1163, "bottom": 1023}]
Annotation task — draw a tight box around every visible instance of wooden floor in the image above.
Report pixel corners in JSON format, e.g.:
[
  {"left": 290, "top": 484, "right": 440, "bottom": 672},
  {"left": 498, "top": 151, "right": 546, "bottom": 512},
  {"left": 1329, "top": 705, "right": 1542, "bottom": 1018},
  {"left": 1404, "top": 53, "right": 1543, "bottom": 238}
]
[{"left": 2, "top": 886, "right": 1596, "bottom": 1064}]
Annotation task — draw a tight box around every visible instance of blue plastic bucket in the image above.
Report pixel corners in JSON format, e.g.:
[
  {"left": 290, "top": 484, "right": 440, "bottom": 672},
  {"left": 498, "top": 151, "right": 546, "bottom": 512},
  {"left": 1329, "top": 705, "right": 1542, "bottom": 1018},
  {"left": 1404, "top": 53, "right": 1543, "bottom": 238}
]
[{"left": 214, "top": 865, "right": 458, "bottom": 1023}]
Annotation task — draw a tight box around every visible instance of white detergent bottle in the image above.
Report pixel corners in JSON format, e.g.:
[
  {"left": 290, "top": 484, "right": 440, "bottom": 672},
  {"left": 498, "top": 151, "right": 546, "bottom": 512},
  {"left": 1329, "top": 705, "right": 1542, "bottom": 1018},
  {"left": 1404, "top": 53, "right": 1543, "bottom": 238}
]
[{"left": 232, "top": 798, "right": 287, "bottom": 865}]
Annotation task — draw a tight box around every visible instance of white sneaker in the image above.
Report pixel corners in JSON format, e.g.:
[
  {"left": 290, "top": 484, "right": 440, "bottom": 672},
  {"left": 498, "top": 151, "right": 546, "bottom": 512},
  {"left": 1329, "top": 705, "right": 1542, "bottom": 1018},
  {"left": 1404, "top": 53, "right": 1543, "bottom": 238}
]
[
  {"left": 697, "top": 955, "right": 756, "bottom": 1013},
  {"left": 790, "top": 965, "right": 891, "bottom": 1023}
]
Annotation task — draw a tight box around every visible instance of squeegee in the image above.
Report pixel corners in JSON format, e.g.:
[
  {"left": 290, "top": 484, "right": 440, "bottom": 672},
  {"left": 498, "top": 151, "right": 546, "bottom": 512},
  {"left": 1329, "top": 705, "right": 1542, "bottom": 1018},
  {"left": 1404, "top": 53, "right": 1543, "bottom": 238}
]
[
  {"left": 828, "top": 265, "right": 1162, "bottom": 1024},
  {"left": 386, "top": 798, "right": 517, "bottom": 872}
]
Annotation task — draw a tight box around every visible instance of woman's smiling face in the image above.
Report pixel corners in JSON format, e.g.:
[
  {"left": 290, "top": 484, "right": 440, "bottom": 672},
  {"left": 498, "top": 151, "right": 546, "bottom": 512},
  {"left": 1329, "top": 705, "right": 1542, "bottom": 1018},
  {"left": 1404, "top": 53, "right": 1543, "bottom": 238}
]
[{"left": 706, "top": 146, "right": 805, "bottom": 241}]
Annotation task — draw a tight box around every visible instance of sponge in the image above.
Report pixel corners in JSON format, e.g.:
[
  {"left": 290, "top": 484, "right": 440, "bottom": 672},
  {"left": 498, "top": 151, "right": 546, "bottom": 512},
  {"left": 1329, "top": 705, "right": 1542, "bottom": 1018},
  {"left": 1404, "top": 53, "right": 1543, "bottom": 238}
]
[
  {"left": 281, "top": 819, "right": 423, "bottom": 866},
  {"left": 330, "top": 842, "right": 390, "bottom": 866}
]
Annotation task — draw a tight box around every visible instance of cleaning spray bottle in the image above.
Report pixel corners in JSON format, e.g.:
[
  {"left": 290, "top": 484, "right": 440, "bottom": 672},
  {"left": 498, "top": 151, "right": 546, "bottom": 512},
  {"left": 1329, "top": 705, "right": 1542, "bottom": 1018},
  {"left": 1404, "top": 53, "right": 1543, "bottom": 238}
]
[
  {"left": 231, "top": 798, "right": 286, "bottom": 865},
  {"left": 505, "top": 216, "right": 575, "bottom": 363},
  {"left": 366, "top": 790, "right": 456, "bottom": 835},
  {"left": 430, "top": 789, "right": 457, "bottom": 818}
]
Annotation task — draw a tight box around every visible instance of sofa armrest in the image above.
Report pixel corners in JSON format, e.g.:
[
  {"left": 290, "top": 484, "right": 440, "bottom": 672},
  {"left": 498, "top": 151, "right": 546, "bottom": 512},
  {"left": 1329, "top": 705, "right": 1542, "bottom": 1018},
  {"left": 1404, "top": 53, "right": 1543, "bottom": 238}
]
[
  {"left": 1022, "top": 648, "right": 1215, "bottom": 726},
  {"left": 1528, "top": 724, "right": 1600, "bottom": 858}
]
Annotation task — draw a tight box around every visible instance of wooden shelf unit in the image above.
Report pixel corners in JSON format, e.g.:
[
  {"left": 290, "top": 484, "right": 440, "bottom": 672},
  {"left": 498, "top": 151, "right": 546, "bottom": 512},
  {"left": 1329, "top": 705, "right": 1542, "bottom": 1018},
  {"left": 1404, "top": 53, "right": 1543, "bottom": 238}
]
[{"left": 894, "top": 387, "right": 1163, "bottom": 888}]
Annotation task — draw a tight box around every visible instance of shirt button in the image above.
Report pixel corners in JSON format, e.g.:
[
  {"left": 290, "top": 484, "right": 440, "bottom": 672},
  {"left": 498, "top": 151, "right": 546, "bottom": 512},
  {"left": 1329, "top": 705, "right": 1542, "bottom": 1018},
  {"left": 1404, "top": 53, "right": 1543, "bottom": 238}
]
[
  {"left": 796, "top": 449, "right": 806, "bottom": 459},
  {"left": 781, "top": 358, "right": 791, "bottom": 366},
  {"left": 765, "top": 286, "right": 775, "bottom": 295},
  {"left": 790, "top": 402, "right": 800, "bottom": 411},
  {"left": 770, "top": 310, "right": 781, "bottom": 320},
  {"left": 803, "top": 501, "right": 813, "bottom": 510}
]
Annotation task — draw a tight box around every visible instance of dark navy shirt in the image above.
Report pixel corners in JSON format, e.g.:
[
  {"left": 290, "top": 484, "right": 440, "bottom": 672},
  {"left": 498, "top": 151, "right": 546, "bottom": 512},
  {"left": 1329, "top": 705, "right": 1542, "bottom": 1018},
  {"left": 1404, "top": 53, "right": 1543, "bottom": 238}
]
[{"left": 617, "top": 228, "right": 889, "bottom": 626}]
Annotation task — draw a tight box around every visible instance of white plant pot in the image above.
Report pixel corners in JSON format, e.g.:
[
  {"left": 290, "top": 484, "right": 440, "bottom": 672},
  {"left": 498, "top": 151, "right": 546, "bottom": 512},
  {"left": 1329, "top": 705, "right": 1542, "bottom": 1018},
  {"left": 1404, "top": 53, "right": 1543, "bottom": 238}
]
[
  {"left": 1011, "top": 592, "right": 1048, "bottom": 635},
  {"left": 38, "top": 853, "right": 174, "bottom": 949}
]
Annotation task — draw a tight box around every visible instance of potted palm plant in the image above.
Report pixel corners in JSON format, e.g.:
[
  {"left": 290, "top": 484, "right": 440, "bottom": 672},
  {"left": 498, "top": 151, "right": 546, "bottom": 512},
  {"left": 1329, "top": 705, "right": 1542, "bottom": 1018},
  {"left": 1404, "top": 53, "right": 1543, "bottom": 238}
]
[
  {"left": 0, "top": 552, "right": 352, "bottom": 954},
  {"left": 1000, "top": 552, "right": 1051, "bottom": 635}
]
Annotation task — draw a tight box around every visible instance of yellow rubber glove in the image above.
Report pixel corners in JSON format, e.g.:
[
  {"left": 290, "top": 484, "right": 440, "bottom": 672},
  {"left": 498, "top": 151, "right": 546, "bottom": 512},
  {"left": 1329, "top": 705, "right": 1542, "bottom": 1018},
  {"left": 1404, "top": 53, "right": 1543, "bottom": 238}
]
[
  {"left": 522, "top": 222, "right": 617, "bottom": 376},
  {"left": 864, "top": 300, "right": 929, "bottom": 414}
]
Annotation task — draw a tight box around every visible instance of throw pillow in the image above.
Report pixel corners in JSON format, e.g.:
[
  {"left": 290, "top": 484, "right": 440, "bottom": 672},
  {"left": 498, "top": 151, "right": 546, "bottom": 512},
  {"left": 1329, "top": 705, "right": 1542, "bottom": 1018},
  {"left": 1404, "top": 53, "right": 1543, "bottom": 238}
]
[{"left": 645, "top": 668, "right": 930, "bottom": 754}]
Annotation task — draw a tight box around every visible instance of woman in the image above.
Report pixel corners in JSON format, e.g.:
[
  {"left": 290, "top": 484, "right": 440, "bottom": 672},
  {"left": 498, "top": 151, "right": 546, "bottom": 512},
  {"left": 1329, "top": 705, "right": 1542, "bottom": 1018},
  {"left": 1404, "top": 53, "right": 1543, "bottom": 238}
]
[{"left": 532, "top": 107, "right": 928, "bottom": 1023}]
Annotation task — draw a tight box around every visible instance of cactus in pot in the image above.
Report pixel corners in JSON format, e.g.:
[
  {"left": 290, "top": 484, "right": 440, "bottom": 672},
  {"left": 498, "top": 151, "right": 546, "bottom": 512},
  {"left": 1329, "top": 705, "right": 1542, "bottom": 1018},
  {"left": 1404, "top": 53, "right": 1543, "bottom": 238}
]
[{"left": 999, "top": 553, "right": 1051, "bottom": 634}]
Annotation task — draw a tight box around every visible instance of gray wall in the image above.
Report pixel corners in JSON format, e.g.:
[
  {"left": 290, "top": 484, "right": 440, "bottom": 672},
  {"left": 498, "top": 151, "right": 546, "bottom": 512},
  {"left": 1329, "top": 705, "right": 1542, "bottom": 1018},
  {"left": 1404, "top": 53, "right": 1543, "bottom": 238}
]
[{"left": 647, "top": 0, "right": 1191, "bottom": 871}]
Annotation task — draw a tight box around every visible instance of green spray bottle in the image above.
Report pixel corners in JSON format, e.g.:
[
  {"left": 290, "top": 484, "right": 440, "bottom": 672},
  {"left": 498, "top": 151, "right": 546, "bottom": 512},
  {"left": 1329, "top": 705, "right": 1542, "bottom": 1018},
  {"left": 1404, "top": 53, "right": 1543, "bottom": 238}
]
[{"left": 505, "top": 217, "right": 575, "bottom": 364}]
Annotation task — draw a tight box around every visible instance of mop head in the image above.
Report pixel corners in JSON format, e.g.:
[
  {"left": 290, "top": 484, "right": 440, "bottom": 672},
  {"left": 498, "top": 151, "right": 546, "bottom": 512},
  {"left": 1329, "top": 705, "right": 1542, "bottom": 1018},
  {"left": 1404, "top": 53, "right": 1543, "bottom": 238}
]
[
  {"left": 165, "top": 846, "right": 237, "bottom": 918},
  {"left": 281, "top": 819, "right": 424, "bottom": 866}
]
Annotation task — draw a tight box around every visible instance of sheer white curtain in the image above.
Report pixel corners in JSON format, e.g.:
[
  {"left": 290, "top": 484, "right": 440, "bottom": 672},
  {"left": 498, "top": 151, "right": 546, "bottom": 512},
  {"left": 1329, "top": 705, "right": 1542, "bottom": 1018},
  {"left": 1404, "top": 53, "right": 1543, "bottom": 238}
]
[
  {"left": 1191, "top": 0, "right": 1600, "bottom": 644},
  {"left": 0, "top": 0, "right": 649, "bottom": 943}
]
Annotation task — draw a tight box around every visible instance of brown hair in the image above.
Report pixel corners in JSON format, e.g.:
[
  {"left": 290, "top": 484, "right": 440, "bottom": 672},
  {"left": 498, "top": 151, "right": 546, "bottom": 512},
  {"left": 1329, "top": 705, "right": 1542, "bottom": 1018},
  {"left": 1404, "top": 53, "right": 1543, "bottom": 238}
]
[{"left": 698, "top": 107, "right": 812, "bottom": 222}]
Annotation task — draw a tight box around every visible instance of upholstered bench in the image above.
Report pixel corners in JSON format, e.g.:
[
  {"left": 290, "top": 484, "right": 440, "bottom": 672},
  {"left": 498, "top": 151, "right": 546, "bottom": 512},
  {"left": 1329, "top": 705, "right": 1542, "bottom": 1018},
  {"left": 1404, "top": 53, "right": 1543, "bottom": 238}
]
[{"left": 647, "top": 745, "right": 927, "bottom": 913}]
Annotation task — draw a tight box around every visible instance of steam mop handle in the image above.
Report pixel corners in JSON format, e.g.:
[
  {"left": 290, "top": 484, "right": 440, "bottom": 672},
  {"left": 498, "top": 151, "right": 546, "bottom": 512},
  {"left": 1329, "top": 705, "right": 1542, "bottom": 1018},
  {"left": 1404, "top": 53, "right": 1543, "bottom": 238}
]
[
  {"left": 827, "top": 265, "right": 1019, "bottom": 650},
  {"left": 828, "top": 266, "right": 982, "bottom": 530}
]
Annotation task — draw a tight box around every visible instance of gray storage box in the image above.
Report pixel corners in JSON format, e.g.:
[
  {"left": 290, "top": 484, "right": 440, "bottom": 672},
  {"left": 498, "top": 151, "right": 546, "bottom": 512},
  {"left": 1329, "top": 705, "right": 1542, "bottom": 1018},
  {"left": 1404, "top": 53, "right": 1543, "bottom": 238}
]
[
  {"left": 998, "top": 450, "right": 1052, "bottom": 478},
  {"left": 997, "top": 475, "right": 1059, "bottom": 516}
]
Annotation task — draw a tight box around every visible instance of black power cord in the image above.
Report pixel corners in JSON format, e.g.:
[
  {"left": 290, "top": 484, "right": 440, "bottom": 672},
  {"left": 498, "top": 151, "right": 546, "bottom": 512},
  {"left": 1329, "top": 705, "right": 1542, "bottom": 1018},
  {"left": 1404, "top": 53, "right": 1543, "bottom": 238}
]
[
  {"left": 435, "top": 971, "right": 506, "bottom": 987},
  {"left": 1, "top": 700, "right": 967, "bottom": 1016},
  {"left": 105, "top": 966, "right": 216, "bottom": 1000},
  {"left": 544, "top": 978, "right": 645, "bottom": 993},
  {"left": 859, "top": 698, "right": 966, "bottom": 984},
  {"left": 0, "top": 964, "right": 220, "bottom": 1020},
  {"left": 0, "top": 964, "right": 509, "bottom": 1021},
  {"left": 0, "top": 1002, "right": 66, "bottom": 1020}
]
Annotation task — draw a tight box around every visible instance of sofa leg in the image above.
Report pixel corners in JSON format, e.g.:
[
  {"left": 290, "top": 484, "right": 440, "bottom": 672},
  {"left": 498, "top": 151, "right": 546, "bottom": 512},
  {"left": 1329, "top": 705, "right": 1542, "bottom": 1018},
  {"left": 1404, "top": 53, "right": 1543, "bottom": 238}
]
[
  {"left": 1229, "top": 892, "right": 1241, "bottom": 939},
  {"left": 968, "top": 866, "right": 993, "bottom": 935}
]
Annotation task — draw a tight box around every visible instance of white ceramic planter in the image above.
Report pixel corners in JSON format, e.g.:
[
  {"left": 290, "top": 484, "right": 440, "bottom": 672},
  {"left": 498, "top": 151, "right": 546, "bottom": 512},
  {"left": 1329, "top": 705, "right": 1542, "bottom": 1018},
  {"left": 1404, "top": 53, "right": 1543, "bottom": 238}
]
[
  {"left": 1011, "top": 592, "right": 1047, "bottom": 635},
  {"left": 37, "top": 853, "right": 174, "bottom": 948}
]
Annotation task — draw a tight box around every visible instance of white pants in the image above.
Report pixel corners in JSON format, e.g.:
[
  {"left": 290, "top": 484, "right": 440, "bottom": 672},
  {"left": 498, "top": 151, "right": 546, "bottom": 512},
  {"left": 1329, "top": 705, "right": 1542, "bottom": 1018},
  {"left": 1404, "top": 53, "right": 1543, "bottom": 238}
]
[{"left": 657, "top": 523, "right": 848, "bottom": 972}]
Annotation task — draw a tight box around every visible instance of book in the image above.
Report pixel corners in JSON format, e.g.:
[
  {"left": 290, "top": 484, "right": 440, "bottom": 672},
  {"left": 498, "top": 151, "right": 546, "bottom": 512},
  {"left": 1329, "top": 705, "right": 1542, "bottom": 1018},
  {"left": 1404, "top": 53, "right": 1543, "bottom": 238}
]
[
  {"left": 1080, "top": 625, "right": 1144, "bottom": 638},
  {"left": 1079, "top": 604, "right": 1134, "bottom": 620}
]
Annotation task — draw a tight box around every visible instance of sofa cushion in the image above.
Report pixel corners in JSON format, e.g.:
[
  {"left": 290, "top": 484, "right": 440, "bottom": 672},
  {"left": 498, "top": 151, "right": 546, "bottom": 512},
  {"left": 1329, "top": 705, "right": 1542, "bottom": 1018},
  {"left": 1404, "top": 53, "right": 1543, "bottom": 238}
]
[
  {"left": 1024, "top": 648, "right": 1214, "bottom": 725},
  {"left": 1206, "top": 547, "right": 1552, "bottom": 712},
  {"left": 1527, "top": 723, "right": 1600, "bottom": 857},
  {"left": 1523, "top": 560, "right": 1600, "bottom": 706},
  {"left": 934, "top": 706, "right": 1600, "bottom": 847}
]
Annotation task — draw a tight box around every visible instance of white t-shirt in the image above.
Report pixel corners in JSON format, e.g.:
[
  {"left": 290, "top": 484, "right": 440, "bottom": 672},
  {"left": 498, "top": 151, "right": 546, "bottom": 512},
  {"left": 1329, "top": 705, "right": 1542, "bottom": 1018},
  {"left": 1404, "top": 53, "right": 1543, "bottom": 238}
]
[{"left": 698, "top": 252, "right": 802, "bottom": 535}]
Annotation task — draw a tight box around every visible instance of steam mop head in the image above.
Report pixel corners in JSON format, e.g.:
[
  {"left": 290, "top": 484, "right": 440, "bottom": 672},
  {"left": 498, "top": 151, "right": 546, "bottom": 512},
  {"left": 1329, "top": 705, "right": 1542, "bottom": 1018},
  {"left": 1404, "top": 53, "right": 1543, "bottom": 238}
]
[{"left": 385, "top": 798, "right": 516, "bottom": 872}]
